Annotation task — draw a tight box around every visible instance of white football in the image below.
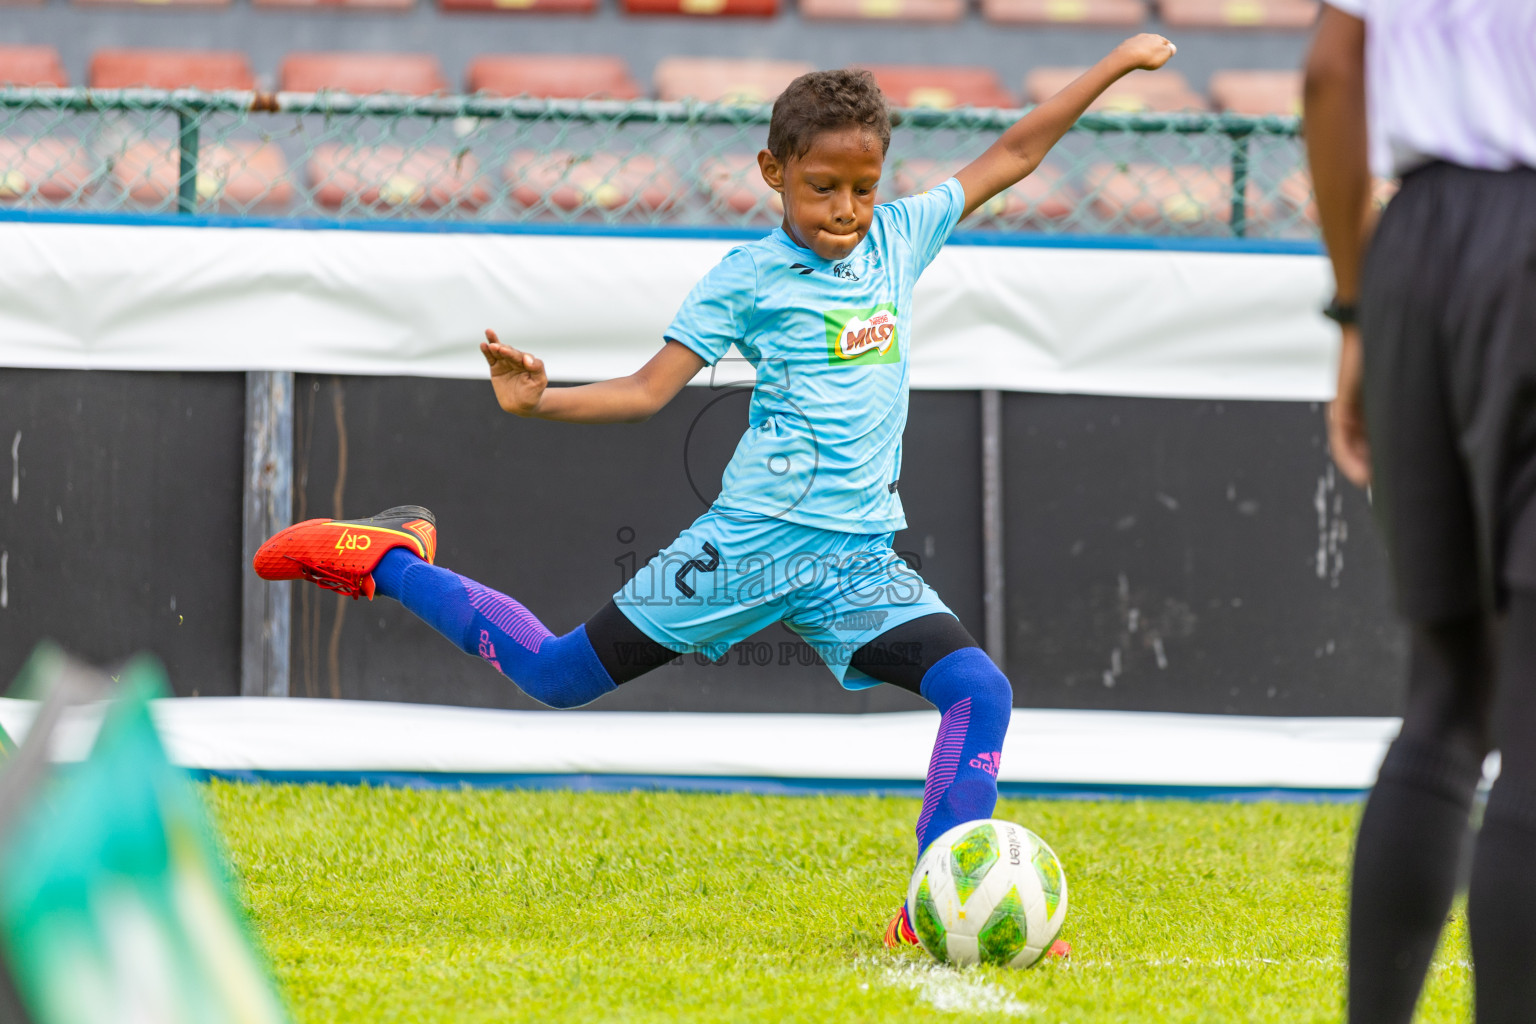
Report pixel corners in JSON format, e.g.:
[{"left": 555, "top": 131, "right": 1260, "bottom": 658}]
[{"left": 904, "top": 818, "right": 1068, "bottom": 968}]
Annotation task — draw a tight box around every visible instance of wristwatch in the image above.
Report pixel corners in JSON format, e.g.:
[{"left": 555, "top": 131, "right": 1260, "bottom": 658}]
[{"left": 1322, "top": 297, "right": 1358, "bottom": 326}]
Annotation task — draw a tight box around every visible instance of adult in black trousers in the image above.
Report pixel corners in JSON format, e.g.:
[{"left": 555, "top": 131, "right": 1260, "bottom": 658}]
[{"left": 1306, "top": 3, "right": 1536, "bottom": 1022}]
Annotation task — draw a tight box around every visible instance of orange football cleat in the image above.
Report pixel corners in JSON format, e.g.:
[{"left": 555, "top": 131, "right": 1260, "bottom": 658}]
[
  {"left": 253, "top": 505, "right": 437, "bottom": 600},
  {"left": 883, "top": 905, "right": 919, "bottom": 949}
]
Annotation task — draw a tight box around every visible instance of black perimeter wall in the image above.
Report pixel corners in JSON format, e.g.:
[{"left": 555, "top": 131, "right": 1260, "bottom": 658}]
[{"left": 0, "top": 368, "right": 1406, "bottom": 716}]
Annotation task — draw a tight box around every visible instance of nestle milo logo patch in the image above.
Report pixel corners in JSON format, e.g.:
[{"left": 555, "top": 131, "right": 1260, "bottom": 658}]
[{"left": 825, "top": 303, "right": 900, "bottom": 366}]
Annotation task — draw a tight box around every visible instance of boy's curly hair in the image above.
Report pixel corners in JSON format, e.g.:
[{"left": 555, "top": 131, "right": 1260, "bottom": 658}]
[{"left": 767, "top": 69, "right": 892, "bottom": 162}]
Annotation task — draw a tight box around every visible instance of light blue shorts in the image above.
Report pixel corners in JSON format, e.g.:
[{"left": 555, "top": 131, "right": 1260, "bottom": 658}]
[{"left": 613, "top": 507, "right": 955, "bottom": 688}]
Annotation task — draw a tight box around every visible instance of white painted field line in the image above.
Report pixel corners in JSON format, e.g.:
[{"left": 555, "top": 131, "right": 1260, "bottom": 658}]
[
  {"left": 1051, "top": 956, "right": 1470, "bottom": 972},
  {"left": 871, "top": 954, "right": 1471, "bottom": 973},
  {"left": 876, "top": 961, "right": 1034, "bottom": 1017},
  {"left": 1064, "top": 956, "right": 1340, "bottom": 969}
]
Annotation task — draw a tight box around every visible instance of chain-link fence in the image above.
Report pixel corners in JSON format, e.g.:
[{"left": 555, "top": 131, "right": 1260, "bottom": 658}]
[{"left": 0, "top": 87, "right": 1318, "bottom": 238}]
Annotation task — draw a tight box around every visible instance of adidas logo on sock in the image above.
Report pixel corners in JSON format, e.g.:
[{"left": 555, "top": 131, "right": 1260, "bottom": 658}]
[{"left": 969, "top": 751, "right": 1001, "bottom": 777}]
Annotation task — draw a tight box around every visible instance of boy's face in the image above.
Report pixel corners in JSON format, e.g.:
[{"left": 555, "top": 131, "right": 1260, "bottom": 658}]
[{"left": 758, "top": 126, "right": 883, "bottom": 262}]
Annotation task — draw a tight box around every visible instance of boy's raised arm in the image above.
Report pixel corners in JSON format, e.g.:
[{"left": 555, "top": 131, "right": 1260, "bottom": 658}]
[
  {"left": 954, "top": 34, "right": 1177, "bottom": 221},
  {"left": 481, "top": 330, "right": 707, "bottom": 424}
]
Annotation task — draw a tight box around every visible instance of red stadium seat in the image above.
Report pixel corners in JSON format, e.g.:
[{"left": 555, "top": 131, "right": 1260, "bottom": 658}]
[
  {"left": 0, "top": 138, "right": 97, "bottom": 204},
  {"left": 800, "top": 0, "right": 962, "bottom": 23},
  {"left": 113, "top": 139, "right": 293, "bottom": 212},
  {"left": 1267, "top": 169, "right": 1318, "bottom": 234},
  {"left": 981, "top": 0, "right": 1145, "bottom": 25},
  {"left": 863, "top": 65, "right": 1014, "bottom": 109},
  {"left": 76, "top": 0, "right": 228, "bottom": 9},
  {"left": 1157, "top": 0, "right": 1319, "bottom": 28},
  {"left": 288, "top": 56, "right": 457, "bottom": 216},
  {"left": 0, "top": 46, "right": 68, "bottom": 85},
  {"left": 466, "top": 55, "right": 641, "bottom": 98},
  {"left": 310, "top": 144, "right": 489, "bottom": 212},
  {"left": 890, "top": 156, "right": 1075, "bottom": 228},
  {"left": 0, "top": 49, "right": 87, "bottom": 207},
  {"left": 1025, "top": 67, "right": 1206, "bottom": 112},
  {"left": 280, "top": 52, "right": 448, "bottom": 94},
  {"left": 623, "top": 0, "right": 776, "bottom": 17},
  {"left": 884, "top": 157, "right": 949, "bottom": 198},
  {"left": 1208, "top": 70, "right": 1302, "bottom": 116},
  {"left": 697, "top": 152, "right": 781, "bottom": 221},
  {"left": 654, "top": 58, "right": 813, "bottom": 103},
  {"left": 256, "top": 0, "right": 413, "bottom": 11},
  {"left": 1265, "top": 169, "right": 1398, "bottom": 233},
  {"left": 440, "top": 0, "right": 594, "bottom": 12},
  {"left": 506, "top": 149, "right": 678, "bottom": 216},
  {"left": 90, "top": 50, "right": 255, "bottom": 90},
  {"left": 1085, "top": 161, "right": 1266, "bottom": 232}
]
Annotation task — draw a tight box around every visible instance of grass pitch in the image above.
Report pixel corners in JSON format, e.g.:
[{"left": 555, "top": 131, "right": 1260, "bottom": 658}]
[{"left": 205, "top": 782, "right": 1471, "bottom": 1023}]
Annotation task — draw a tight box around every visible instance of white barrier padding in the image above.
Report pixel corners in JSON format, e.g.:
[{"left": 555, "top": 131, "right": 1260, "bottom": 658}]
[
  {"left": 0, "top": 697, "right": 1397, "bottom": 793},
  {"left": 0, "top": 222, "right": 1335, "bottom": 402}
]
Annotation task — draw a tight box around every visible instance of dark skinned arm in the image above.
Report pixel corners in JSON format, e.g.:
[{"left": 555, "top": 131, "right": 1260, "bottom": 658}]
[{"left": 1304, "top": 4, "right": 1371, "bottom": 488}]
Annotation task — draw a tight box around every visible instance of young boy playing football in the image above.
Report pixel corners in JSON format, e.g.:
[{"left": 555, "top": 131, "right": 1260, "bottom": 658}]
[{"left": 254, "top": 34, "right": 1176, "bottom": 945}]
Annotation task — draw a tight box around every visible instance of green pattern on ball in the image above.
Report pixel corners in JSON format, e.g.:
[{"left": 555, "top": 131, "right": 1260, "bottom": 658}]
[
  {"left": 977, "top": 885, "right": 1029, "bottom": 965},
  {"left": 949, "top": 824, "right": 999, "bottom": 904},
  {"left": 912, "top": 875, "right": 948, "bottom": 962},
  {"left": 1031, "top": 843, "right": 1063, "bottom": 918}
]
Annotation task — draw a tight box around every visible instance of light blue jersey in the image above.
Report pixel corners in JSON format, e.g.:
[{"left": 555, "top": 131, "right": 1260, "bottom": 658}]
[
  {"left": 665, "top": 177, "right": 966, "bottom": 534},
  {"left": 617, "top": 179, "right": 968, "bottom": 684}
]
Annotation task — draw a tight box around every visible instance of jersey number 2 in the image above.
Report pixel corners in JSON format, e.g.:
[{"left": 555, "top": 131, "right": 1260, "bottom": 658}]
[{"left": 674, "top": 542, "right": 720, "bottom": 598}]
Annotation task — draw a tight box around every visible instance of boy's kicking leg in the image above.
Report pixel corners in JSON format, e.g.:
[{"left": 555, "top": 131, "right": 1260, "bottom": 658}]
[
  {"left": 253, "top": 505, "right": 676, "bottom": 705},
  {"left": 848, "top": 613, "right": 1012, "bottom": 946}
]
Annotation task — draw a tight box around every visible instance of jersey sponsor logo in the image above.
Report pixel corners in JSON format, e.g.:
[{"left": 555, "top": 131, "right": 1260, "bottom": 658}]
[{"left": 824, "top": 303, "right": 901, "bottom": 366}]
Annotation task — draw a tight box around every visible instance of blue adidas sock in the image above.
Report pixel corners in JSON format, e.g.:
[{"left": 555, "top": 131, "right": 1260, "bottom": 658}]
[
  {"left": 372, "top": 548, "right": 616, "bottom": 709},
  {"left": 915, "top": 647, "right": 1013, "bottom": 856}
]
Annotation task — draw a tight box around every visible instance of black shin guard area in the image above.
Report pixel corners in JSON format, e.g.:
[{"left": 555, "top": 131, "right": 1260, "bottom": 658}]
[
  {"left": 583, "top": 600, "right": 682, "bottom": 686},
  {"left": 582, "top": 606, "right": 982, "bottom": 692},
  {"left": 848, "top": 613, "right": 980, "bottom": 694}
]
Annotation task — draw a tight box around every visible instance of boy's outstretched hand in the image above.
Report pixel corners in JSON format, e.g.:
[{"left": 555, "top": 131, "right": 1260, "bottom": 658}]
[
  {"left": 1116, "top": 33, "right": 1178, "bottom": 72},
  {"left": 482, "top": 329, "right": 548, "bottom": 417}
]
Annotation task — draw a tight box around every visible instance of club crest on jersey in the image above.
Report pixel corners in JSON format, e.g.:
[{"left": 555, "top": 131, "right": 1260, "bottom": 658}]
[{"left": 824, "top": 303, "right": 901, "bottom": 366}]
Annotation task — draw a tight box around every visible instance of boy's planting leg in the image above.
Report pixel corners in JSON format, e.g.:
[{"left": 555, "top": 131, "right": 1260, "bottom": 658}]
[
  {"left": 849, "top": 614, "right": 1013, "bottom": 946},
  {"left": 253, "top": 506, "right": 676, "bottom": 706}
]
